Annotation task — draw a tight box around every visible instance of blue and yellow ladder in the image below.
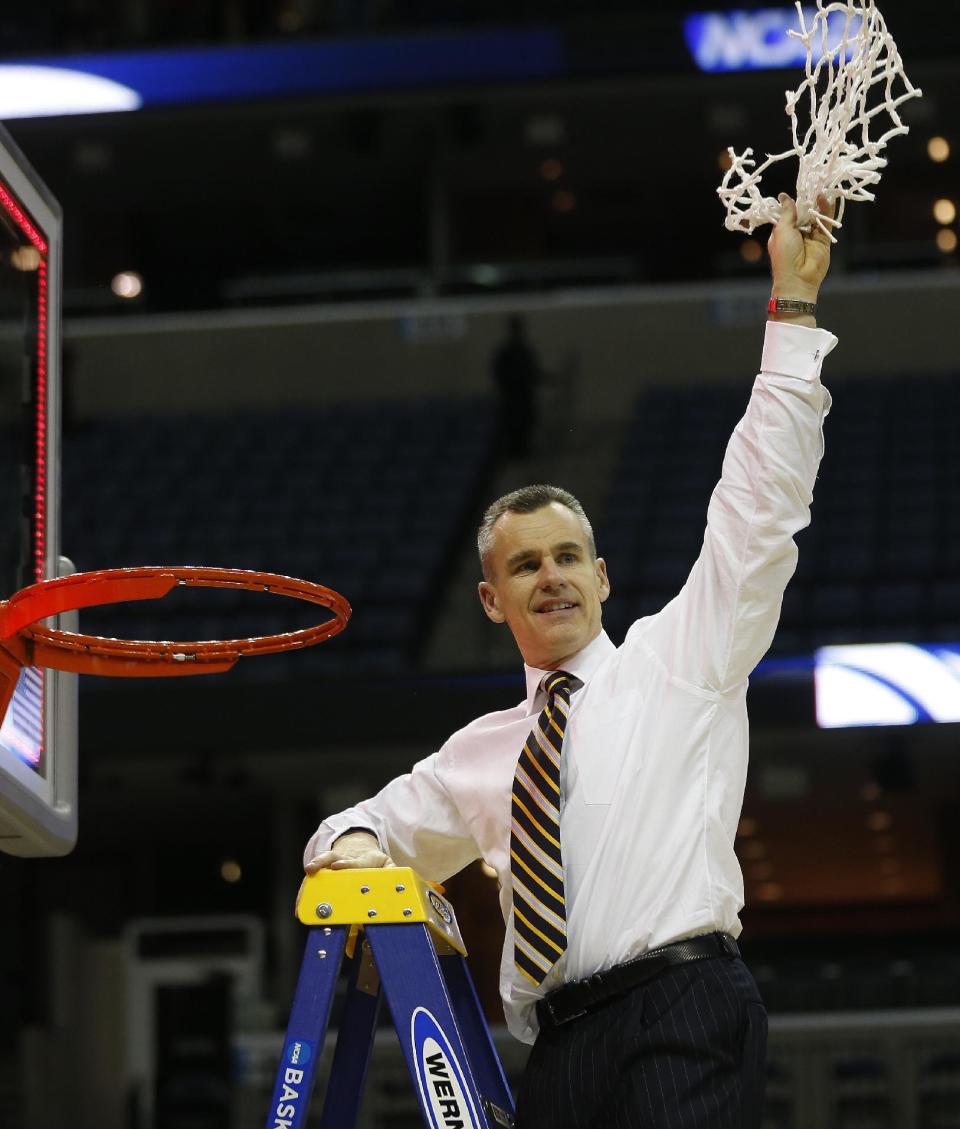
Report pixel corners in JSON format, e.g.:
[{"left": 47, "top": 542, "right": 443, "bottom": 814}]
[{"left": 266, "top": 867, "right": 516, "bottom": 1129}]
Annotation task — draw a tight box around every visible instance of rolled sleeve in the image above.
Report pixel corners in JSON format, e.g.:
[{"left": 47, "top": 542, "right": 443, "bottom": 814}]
[{"left": 303, "top": 818, "right": 386, "bottom": 862}]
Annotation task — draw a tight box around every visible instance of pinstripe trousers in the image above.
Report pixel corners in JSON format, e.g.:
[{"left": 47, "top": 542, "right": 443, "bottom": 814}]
[{"left": 515, "top": 957, "right": 767, "bottom": 1129}]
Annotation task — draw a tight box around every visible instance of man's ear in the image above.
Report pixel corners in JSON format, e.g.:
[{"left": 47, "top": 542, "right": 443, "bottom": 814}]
[
  {"left": 478, "top": 580, "right": 506, "bottom": 623},
  {"left": 596, "top": 557, "right": 611, "bottom": 603}
]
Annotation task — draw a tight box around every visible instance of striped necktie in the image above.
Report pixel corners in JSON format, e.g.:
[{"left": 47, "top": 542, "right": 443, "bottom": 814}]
[{"left": 510, "top": 669, "right": 574, "bottom": 985}]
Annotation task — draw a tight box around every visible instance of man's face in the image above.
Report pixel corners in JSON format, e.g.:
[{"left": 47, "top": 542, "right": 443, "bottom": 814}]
[{"left": 478, "top": 502, "right": 610, "bottom": 670}]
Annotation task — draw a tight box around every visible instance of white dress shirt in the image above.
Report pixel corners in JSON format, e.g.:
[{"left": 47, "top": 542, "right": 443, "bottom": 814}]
[{"left": 305, "top": 320, "right": 838, "bottom": 1044}]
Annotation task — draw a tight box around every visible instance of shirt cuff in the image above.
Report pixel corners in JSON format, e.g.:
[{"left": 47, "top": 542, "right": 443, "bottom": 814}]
[
  {"left": 303, "top": 818, "right": 384, "bottom": 866},
  {"left": 761, "top": 320, "right": 838, "bottom": 382}
]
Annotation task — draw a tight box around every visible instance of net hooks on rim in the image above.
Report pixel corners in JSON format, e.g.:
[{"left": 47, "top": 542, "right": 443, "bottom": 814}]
[{"left": 0, "top": 566, "right": 352, "bottom": 680}]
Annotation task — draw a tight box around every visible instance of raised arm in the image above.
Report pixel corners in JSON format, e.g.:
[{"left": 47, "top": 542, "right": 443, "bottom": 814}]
[
  {"left": 635, "top": 194, "right": 837, "bottom": 692},
  {"left": 303, "top": 749, "right": 480, "bottom": 883}
]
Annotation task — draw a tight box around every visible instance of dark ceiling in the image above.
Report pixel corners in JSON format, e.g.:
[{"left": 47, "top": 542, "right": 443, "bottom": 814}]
[{"left": 3, "top": 1, "right": 957, "bottom": 314}]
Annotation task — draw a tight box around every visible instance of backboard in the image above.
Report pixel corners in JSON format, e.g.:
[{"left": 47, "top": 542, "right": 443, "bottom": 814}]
[{"left": 0, "top": 123, "right": 77, "bottom": 856}]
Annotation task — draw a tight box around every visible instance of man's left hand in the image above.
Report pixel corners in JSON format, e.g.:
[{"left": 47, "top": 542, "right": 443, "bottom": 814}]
[{"left": 768, "top": 193, "right": 836, "bottom": 316}]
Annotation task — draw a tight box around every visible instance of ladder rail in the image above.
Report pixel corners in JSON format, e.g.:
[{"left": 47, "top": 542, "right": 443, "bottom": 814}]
[{"left": 266, "top": 925, "right": 347, "bottom": 1129}]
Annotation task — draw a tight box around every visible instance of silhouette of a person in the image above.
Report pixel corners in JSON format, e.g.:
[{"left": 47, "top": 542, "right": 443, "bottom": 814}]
[{"left": 491, "top": 315, "right": 540, "bottom": 459}]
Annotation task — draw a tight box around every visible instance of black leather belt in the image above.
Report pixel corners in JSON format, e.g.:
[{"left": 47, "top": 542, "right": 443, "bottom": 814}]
[{"left": 536, "top": 932, "right": 740, "bottom": 1029}]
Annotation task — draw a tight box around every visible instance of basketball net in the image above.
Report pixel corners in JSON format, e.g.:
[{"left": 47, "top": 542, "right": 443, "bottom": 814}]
[{"left": 718, "top": 0, "right": 922, "bottom": 242}]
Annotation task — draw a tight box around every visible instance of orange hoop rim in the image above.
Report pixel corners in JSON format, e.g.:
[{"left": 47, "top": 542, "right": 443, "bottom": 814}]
[{"left": 0, "top": 566, "right": 351, "bottom": 678}]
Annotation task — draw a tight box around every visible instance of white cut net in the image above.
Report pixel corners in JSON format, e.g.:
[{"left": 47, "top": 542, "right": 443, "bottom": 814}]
[{"left": 718, "top": 0, "right": 922, "bottom": 241}]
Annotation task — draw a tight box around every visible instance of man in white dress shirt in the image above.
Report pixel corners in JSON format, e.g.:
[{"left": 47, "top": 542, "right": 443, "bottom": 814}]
[{"left": 304, "top": 194, "right": 836, "bottom": 1127}]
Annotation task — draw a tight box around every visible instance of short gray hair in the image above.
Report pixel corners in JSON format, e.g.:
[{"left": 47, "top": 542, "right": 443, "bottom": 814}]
[{"left": 477, "top": 484, "right": 596, "bottom": 581}]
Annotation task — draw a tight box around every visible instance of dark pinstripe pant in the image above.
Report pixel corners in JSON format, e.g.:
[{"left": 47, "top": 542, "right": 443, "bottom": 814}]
[{"left": 515, "top": 957, "right": 767, "bottom": 1129}]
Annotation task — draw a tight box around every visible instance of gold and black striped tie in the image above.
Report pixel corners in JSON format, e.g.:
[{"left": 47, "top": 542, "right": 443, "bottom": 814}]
[{"left": 510, "top": 669, "right": 574, "bottom": 985}]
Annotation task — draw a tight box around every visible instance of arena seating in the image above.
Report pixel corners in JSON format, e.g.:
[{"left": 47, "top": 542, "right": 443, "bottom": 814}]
[
  {"left": 62, "top": 371, "right": 957, "bottom": 680},
  {"left": 598, "top": 374, "right": 960, "bottom": 653},
  {"left": 63, "top": 400, "right": 495, "bottom": 680}
]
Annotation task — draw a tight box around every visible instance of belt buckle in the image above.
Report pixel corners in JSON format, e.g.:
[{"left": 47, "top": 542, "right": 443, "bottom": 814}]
[
  {"left": 542, "top": 989, "right": 585, "bottom": 1027},
  {"left": 556, "top": 1000, "right": 587, "bottom": 1025}
]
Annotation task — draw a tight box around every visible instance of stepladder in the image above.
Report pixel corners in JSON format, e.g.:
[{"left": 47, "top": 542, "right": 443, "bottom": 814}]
[{"left": 266, "top": 867, "right": 516, "bottom": 1129}]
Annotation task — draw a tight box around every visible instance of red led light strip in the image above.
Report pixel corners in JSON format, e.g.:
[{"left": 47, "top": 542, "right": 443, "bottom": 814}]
[
  {"left": 33, "top": 253, "right": 49, "bottom": 763},
  {"left": 0, "top": 177, "right": 50, "bottom": 763},
  {"left": 35, "top": 257, "right": 48, "bottom": 584},
  {"left": 0, "top": 178, "right": 49, "bottom": 584},
  {"left": 0, "top": 180, "right": 48, "bottom": 254}
]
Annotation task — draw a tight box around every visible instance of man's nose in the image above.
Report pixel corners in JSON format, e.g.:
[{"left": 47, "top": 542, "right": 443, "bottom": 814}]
[{"left": 538, "top": 557, "right": 564, "bottom": 586}]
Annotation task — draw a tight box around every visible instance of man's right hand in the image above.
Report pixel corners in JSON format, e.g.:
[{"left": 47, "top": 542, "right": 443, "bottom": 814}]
[{"left": 304, "top": 830, "right": 394, "bottom": 873}]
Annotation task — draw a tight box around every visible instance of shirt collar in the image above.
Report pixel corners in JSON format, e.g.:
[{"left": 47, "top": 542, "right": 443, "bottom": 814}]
[{"left": 522, "top": 629, "right": 615, "bottom": 712}]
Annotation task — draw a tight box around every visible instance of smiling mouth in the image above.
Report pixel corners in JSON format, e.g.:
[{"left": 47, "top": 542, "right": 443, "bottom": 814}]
[{"left": 537, "top": 602, "right": 577, "bottom": 614}]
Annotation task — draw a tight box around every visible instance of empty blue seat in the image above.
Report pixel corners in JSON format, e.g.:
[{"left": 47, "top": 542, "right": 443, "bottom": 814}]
[{"left": 868, "top": 581, "right": 924, "bottom": 623}]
